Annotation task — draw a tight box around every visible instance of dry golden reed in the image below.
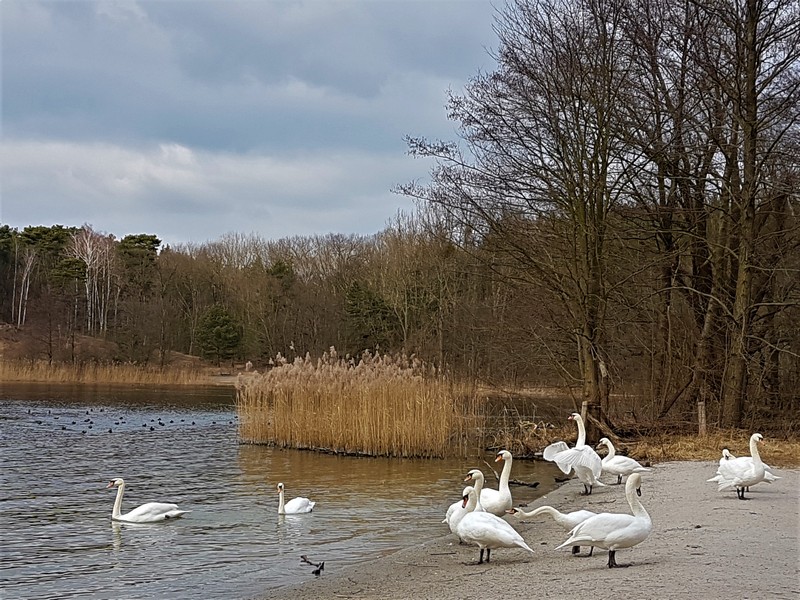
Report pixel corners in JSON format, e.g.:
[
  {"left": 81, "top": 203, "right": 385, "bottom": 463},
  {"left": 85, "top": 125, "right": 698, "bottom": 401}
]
[
  {"left": 236, "top": 348, "right": 484, "bottom": 458},
  {"left": 0, "top": 359, "right": 205, "bottom": 385}
]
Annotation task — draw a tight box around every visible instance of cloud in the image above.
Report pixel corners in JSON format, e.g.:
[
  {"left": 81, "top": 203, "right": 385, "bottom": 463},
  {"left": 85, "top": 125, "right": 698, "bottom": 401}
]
[{"left": 0, "top": 138, "right": 425, "bottom": 245}]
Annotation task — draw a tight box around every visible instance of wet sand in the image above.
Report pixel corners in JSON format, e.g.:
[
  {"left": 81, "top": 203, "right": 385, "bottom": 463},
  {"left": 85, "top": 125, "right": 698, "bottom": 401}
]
[{"left": 266, "top": 461, "right": 799, "bottom": 600}]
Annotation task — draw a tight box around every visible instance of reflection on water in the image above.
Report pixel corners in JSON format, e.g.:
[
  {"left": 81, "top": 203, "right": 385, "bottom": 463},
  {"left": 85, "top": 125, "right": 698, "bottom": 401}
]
[{"left": 0, "top": 383, "right": 562, "bottom": 599}]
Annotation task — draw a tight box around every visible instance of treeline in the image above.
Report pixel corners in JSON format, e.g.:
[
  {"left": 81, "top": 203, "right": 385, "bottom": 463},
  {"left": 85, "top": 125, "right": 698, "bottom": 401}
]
[{"left": 2, "top": 0, "right": 798, "bottom": 432}]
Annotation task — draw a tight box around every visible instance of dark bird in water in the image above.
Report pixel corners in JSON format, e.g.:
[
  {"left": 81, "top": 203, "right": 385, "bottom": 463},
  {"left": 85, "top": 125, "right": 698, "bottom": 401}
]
[{"left": 301, "top": 555, "right": 324, "bottom": 575}]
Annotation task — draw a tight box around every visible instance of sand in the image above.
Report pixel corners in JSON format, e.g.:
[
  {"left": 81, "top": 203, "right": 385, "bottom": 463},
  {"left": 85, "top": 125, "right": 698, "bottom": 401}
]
[{"left": 266, "top": 461, "right": 799, "bottom": 600}]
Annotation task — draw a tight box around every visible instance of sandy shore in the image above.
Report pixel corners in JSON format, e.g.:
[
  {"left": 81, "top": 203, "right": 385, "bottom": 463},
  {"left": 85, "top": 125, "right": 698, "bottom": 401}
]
[{"left": 266, "top": 461, "right": 798, "bottom": 600}]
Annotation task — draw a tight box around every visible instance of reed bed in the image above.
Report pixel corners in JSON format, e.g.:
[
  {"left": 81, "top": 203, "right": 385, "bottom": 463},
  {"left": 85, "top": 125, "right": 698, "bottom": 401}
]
[
  {"left": 0, "top": 359, "right": 206, "bottom": 385},
  {"left": 236, "top": 348, "right": 485, "bottom": 458}
]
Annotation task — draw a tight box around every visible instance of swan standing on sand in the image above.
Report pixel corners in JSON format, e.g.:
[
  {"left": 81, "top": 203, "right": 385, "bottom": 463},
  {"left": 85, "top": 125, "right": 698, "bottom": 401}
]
[
  {"left": 444, "top": 469, "right": 486, "bottom": 537},
  {"left": 719, "top": 448, "right": 780, "bottom": 485},
  {"left": 556, "top": 472, "right": 652, "bottom": 568},
  {"left": 708, "top": 433, "right": 768, "bottom": 499},
  {"left": 107, "top": 478, "right": 189, "bottom": 523},
  {"left": 480, "top": 451, "right": 514, "bottom": 516},
  {"left": 277, "top": 482, "right": 315, "bottom": 514},
  {"left": 596, "top": 437, "right": 651, "bottom": 484},
  {"left": 456, "top": 486, "right": 534, "bottom": 564},
  {"left": 507, "top": 505, "right": 597, "bottom": 555},
  {"left": 543, "top": 413, "right": 604, "bottom": 495}
]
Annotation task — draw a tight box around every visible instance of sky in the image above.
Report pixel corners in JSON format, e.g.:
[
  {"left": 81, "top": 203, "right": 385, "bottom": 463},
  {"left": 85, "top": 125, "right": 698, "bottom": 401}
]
[{"left": 1, "top": 0, "right": 500, "bottom": 247}]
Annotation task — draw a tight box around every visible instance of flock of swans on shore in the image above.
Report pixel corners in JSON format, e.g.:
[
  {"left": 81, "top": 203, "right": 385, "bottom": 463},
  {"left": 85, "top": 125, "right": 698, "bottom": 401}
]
[
  {"left": 440, "top": 413, "right": 781, "bottom": 568},
  {"left": 105, "top": 412, "right": 780, "bottom": 570}
]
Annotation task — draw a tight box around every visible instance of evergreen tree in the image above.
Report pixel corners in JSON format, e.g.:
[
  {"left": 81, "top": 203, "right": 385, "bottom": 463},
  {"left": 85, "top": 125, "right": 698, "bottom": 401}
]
[{"left": 196, "top": 304, "right": 242, "bottom": 366}]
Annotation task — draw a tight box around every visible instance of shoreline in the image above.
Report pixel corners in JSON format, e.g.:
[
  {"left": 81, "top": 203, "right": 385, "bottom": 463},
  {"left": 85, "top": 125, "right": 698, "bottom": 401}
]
[{"left": 266, "top": 461, "right": 799, "bottom": 600}]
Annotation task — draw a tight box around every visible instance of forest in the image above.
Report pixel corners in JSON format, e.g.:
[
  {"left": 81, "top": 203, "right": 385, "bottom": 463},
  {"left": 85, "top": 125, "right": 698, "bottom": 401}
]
[{"left": 2, "top": 0, "right": 798, "bottom": 433}]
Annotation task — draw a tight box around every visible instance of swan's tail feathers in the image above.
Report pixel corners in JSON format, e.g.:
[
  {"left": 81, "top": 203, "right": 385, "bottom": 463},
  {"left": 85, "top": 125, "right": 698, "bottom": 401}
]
[
  {"left": 519, "top": 541, "right": 535, "bottom": 554},
  {"left": 716, "top": 480, "right": 736, "bottom": 492},
  {"left": 555, "top": 535, "right": 592, "bottom": 551},
  {"left": 593, "top": 480, "right": 607, "bottom": 487}
]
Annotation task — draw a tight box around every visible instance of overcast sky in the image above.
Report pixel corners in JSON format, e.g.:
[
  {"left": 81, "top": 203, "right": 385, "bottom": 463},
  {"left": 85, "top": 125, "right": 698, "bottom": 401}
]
[{"left": 1, "top": 1, "right": 499, "bottom": 247}]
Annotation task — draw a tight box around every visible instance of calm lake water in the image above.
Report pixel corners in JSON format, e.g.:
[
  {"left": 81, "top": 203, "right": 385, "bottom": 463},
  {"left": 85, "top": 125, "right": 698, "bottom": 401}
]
[{"left": 0, "top": 383, "right": 561, "bottom": 599}]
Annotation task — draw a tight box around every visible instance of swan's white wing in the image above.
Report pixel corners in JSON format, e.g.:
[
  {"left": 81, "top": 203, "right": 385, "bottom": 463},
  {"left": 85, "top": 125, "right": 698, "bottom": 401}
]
[
  {"left": 118, "top": 502, "right": 186, "bottom": 523},
  {"left": 554, "top": 446, "right": 603, "bottom": 478},
  {"left": 562, "top": 510, "right": 598, "bottom": 529},
  {"left": 602, "top": 455, "right": 651, "bottom": 476},
  {"left": 284, "top": 497, "right": 315, "bottom": 513},
  {"left": 543, "top": 441, "right": 570, "bottom": 462},
  {"left": 480, "top": 487, "right": 512, "bottom": 516},
  {"left": 556, "top": 513, "right": 636, "bottom": 549}
]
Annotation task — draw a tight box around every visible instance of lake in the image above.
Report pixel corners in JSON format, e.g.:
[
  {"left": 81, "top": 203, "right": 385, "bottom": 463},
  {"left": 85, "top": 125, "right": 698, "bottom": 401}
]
[{"left": 0, "top": 383, "right": 561, "bottom": 599}]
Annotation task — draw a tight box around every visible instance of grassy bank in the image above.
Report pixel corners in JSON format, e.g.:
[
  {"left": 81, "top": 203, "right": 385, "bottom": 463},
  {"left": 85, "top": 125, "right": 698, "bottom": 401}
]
[{"left": 0, "top": 359, "right": 209, "bottom": 385}]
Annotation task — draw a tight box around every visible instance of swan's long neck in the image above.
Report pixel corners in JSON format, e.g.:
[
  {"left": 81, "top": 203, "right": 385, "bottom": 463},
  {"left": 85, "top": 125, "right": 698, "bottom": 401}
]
[
  {"left": 112, "top": 483, "right": 125, "bottom": 520},
  {"left": 499, "top": 456, "right": 512, "bottom": 492},
  {"left": 604, "top": 441, "right": 617, "bottom": 460},
  {"left": 749, "top": 436, "right": 763, "bottom": 466},
  {"left": 473, "top": 473, "right": 485, "bottom": 496},
  {"left": 530, "top": 506, "right": 560, "bottom": 519},
  {"left": 278, "top": 489, "right": 286, "bottom": 514},
  {"left": 626, "top": 481, "right": 650, "bottom": 520},
  {"left": 574, "top": 416, "right": 586, "bottom": 447},
  {"left": 465, "top": 489, "right": 480, "bottom": 513}
]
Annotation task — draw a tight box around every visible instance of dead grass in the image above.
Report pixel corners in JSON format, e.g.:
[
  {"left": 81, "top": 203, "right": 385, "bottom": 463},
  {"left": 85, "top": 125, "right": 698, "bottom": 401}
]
[
  {"left": 236, "top": 348, "right": 485, "bottom": 458},
  {"left": 0, "top": 359, "right": 207, "bottom": 385}
]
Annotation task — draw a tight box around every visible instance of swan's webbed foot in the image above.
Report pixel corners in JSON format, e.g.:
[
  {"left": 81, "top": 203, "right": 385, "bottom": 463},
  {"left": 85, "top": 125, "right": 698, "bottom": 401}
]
[
  {"left": 736, "top": 488, "right": 749, "bottom": 500},
  {"left": 580, "top": 484, "right": 593, "bottom": 496}
]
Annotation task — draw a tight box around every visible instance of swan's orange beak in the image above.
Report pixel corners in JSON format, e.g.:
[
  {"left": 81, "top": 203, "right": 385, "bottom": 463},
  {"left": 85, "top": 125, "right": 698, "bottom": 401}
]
[
  {"left": 505, "top": 508, "right": 517, "bottom": 515},
  {"left": 461, "top": 495, "right": 469, "bottom": 508},
  {"left": 463, "top": 474, "right": 472, "bottom": 482},
  {"left": 106, "top": 481, "right": 115, "bottom": 488},
  {"left": 495, "top": 454, "right": 503, "bottom": 462}
]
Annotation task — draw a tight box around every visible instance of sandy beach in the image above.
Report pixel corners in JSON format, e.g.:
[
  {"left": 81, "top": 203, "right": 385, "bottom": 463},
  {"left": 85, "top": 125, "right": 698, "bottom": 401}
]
[{"left": 266, "top": 461, "right": 799, "bottom": 600}]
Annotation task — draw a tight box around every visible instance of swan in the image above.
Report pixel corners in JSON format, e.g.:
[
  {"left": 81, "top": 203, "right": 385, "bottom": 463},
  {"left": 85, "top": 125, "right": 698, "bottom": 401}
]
[
  {"left": 596, "top": 437, "right": 651, "bottom": 484},
  {"left": 480, "top": 451, "right": 514, "bottom": 516},
  {"left": 106, "top": 478, "right": 189, "bottom": 523},
  {"left": 444, "top": 469, "right": 486, "bottom": 536},
  {"left": 507, "top": 505, "right": 597, "bottom": 555},
  {"left": 556, "top": 472, "right": 652, "bottom": 568},
  {"left": 455, "top": 486, "right": 534, "bottom": 564},
  {"left": 707, "top": 433, "right": 767, "bottom": 499},
  {"left": 277, "top": 482, "right": 315, "bottom": 514},
  {"left": 719, "top": 448, "right": 780, "bottom": 484},
  {"left": 543, "top": 413, "right": 605, "bottom": 495}
]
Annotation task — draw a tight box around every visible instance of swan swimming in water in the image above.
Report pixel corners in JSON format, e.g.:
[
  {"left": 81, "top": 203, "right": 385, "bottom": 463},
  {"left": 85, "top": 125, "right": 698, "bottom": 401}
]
[
  {"left": 596, "top": 437, "right": 651, "bottom": 485},
  {"left": 507, "top": 505, "right": 597, "bottom": 555},
  {"left": 456, "top": 486, "right": 534, "bottom": 564},
  {"left": 277, "top": 482, "right": 315, "bottom": 514},
  {"left": 556, "top": 472, "right": 652, "bottom": 568},
  {"left": 107, "top": 478, "right": 189, "bottom": 523},
  {"left": 543, "top": 413, "right": 605, "bottom": 495},
  {"left": 708, "top": 433, "right": 768, "bottom": 499}
]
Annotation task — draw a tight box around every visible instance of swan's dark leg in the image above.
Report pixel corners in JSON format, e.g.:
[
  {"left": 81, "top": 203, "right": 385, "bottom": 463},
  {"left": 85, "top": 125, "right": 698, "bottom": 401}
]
[
  {"left": 572, "top": 545, "right": 580, "bottom": 555},
  {"left": 608, "top": 551, "right": 618, "bottom": 568},
  {"left": 617, "top": 475, "right": 623, "bottom": 485},
  {"left": 478, "top": 548, "right": 485, "bottom": 564},
  {"left": 588, "top": 546, "right": 594, "bottom": 557},
  {"left": 486, "top": 548, "right": 492, "bottom": 563},
  {"left": 581, "top": 483, "right": 592, "bottom": 496}
]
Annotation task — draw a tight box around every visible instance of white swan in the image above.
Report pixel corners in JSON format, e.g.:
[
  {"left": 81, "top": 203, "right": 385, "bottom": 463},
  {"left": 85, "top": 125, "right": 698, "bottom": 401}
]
[
  {"left": 597, "top": 437, "right": 651, "bottom": 484},
  {"left": 507, "top": 505, "right": 597, "bottom": 555},
  {"left": 106, "top": 478, "right": 189, "bottom": 523},
  {"left": 556, "top": 472, "right": 652, "bottom": 568},
  {"left": 480, "top": 450, "right": 514, "bottom": 515},
  {"left": 456, "top": 486, "right": 534, "bottom": 564},
  {"left": 444, "top": 469, "right": 486, "bottom": 536},
  {"left": 718, "top": 448, "right": 780, "bottom": 484},
  {"left": 277, "top": 482, "right": 315, "bottom": 514},
  {"left": 543, "top": 413, "right": 605, "bottom": 495},
  {"left": 707, "top": 433, "right": 767, "bottom": 499}
]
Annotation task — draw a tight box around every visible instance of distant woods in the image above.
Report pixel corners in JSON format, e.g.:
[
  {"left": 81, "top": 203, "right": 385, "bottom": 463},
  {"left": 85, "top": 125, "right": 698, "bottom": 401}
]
[{"left": 2, "top": 0, "right": 798, "bottom": 432}]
